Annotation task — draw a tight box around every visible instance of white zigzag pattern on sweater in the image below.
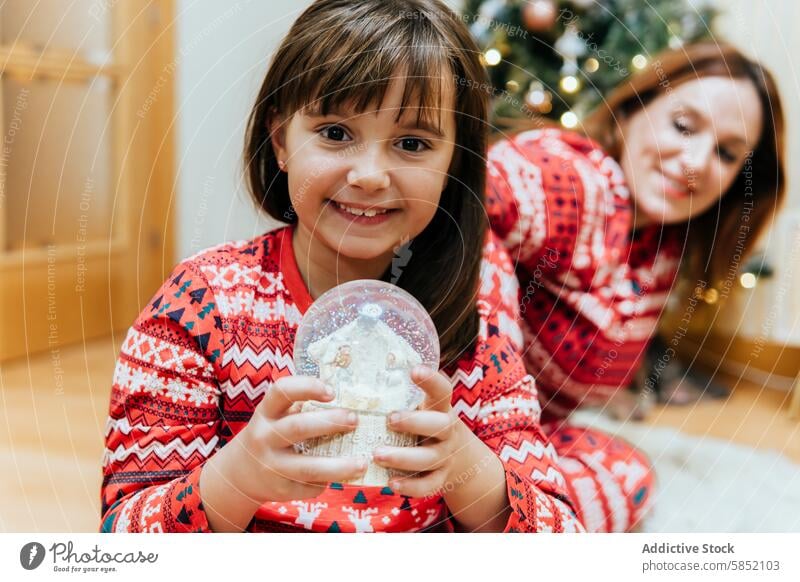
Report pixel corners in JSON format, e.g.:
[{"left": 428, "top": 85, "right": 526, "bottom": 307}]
[
  {"left": 451, "top": 398, "right": 482, "bottom": 421},
  {"left": 531, "top": 467, "right": 566, "bottom": 487},
  {"left": 221, "top": 376, "right": 272, "bottom": 400},
  {"left": 102, "top": 435, "right": 219, "bottom": 466},
  {"left": 104, "top": 416, "right": 152, "bottom": 437},
  {"left": 442, "top": 365, "right": 482, "bottom": 390},
  {"left": 221, "top": 344, "right": 296, "bottom": 372},
  {"left": 498, "top": 439, "right": 558, "bottom": 464}
]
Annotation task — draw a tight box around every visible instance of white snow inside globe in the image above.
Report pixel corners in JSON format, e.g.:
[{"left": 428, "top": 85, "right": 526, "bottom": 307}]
[{"left": 292, "top": 280, "right": 440, "bottom": 486}]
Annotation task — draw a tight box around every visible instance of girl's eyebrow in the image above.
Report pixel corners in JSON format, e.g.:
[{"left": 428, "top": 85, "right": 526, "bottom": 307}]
[
  {"left": 306, "top": 106, "right": 446, "bottom": 138},
  {"left": 398, "top": 119, "right": 445, "bottom": 138}
]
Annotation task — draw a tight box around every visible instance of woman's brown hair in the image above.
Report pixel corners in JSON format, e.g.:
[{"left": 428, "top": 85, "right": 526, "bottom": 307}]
[
  {"left": 243, "top": 0, "right": 490, "bottom": 365},
  {"left": 583, "top": 42, "right": 786, "bottom": 289}
]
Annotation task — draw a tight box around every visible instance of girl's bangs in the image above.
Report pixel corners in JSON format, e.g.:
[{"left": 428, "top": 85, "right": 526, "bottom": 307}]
[{"left": 282, "top": 16, "right": 455, "bottom": 132}]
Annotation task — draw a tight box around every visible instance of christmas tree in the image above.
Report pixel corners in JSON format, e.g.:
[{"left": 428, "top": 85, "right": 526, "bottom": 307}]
[{"left": 463, "top": 0, "right": 719, "bottom": 127}]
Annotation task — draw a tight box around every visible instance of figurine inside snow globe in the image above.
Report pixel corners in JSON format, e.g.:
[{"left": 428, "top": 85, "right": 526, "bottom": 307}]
[{"left": 293, "top": 279, "right": 440, "bottom": 486}]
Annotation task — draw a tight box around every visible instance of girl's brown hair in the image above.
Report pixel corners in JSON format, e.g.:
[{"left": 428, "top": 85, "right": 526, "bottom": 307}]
[
  {"left": 244, "top": 0, "right": 490, "bottom": 365},
  {"left": 584, "top": 42, "right": 786, "bottom": 288}
]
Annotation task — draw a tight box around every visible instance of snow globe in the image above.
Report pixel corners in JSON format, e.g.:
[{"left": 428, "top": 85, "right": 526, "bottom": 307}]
[{"left": 293, "top": 279, "right": 440, "bottom": 486}]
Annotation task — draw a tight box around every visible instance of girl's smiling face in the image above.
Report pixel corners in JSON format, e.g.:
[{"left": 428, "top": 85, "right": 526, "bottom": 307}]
[{"left": 270, "top": 77, "right": 456, "bottom": 274}]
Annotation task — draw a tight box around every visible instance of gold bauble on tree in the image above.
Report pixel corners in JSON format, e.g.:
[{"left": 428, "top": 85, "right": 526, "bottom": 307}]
[{"left": 522, "top": 0, "right": 558, "bottom": 32}]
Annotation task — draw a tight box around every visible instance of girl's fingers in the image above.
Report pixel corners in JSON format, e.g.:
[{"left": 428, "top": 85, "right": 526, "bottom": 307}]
[
  {"left": 270, "top": 407, "right": 357, "bottom": 447},
  {"left": 372, "top": 444, "right": 445, "bottom": 473},
  {"left": 281, "top": 454, "right": 367, "bottom": 486},
  {"left": 260, "top": 376, "right": 333, "bottom": 418},
  {"left": 411, "top": 366, "right": 453, "bottom": 412},
  {"left": 387, "top": 410, "right": 453, "bottom": 439},
  {"left": 389, "top": 469, "right": 448, "bottom": 499}
]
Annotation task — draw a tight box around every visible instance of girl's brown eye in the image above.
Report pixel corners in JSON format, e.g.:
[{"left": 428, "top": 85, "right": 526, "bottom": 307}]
[
  {"left": 321, "top": 125, "right": 349, "bottom": 141},
  {"left": 399, "top": 137, "right": 427, "bottom": 152}
]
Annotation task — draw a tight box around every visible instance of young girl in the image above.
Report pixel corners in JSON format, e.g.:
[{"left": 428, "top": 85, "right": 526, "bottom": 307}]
[{"left": 100, "top": 0, "right": 585, "bottom": 533}]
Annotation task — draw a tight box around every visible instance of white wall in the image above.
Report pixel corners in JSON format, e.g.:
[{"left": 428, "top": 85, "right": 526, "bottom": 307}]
[
  {"left": 175, "top": 0, "right": 462, "bottom": 260},
  {"left": 716, "top": 0, "right": 799, "bottom": 208},
  {"left": 175, "top": 0, "right": 313, "bottom": 260},
  {"left": 714, "top": 1, "right": 800, "bottom": 343}
]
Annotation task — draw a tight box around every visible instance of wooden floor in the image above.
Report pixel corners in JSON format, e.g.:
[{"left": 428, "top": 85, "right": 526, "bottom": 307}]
[
  {"left": 1, "top": 336, "right": 799, "bottom": 532},
  {"left": 642, "top": 373, "right": 800, "bottom": 465}
]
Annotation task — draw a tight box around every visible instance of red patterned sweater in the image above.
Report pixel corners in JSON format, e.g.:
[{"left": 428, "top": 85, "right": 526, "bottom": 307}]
[
  {"left": 487, "top": 129, "right": 683, "bottom": 419},
  {"left": 100, "top": 225, "right": 584, "bottom": 533}
]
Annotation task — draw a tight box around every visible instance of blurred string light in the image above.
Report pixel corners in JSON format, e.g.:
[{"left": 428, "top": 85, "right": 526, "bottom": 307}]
[
  {"left": 703, "top": 288, "right": 719, "bottom": 305},
  {"left": 527, "top": 89, "right": 546, "bottom": 106},
  {"left": 525, "top": 81, "right": 553, "bottom": 114},
  {"left": 738, "top": 254, "right": 774, "bottom": 289},
  {"left": 740, "top": 273, "right": 757, "bottom": 289},
  {"left": 632, "top": 54, "right": 648, "bottom": 70},
  {"left": 559, "top": 74, "right": 580, "bottom": 93},
  {"left": 484, "top": 48, "right": 502, "bottom": 66},
  {"left": 560, "top": 111, "right": 578, "bottom": 128},
  {"left": 584, "top": 57, "right": 600, "bottom": 73}
]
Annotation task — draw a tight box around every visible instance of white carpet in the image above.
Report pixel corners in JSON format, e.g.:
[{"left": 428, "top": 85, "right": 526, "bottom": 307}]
[{"left": 569, "top": 410, "right": 800, "bottom": 532}]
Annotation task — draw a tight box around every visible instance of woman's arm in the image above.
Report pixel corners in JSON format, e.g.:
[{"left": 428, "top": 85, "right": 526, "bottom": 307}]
[{"left": 486, "top": 129, "right": 679, "bottom": 418}]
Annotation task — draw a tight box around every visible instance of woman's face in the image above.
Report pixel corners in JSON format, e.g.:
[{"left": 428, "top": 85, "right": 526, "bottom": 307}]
[{"left": 618, "top": 76, "right": 763, "bottom": 227}]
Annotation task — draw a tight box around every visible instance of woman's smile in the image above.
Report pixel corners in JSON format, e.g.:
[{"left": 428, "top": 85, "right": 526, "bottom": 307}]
[{"left": 657, "top": 170, "right": 692, "bottom": 200}]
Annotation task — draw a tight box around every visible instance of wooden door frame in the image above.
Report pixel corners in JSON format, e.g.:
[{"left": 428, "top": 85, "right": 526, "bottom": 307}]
[{"left": 0, "top": 0, "right": 177, "bottom": 361}]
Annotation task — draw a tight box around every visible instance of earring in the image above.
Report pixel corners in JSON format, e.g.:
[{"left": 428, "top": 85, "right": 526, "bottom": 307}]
[{"left": 277, "top": 159, "right": 286, "bottom": 171}]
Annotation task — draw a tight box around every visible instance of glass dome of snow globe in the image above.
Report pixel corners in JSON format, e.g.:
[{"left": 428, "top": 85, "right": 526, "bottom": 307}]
[
  {"left": 292, "top": 280, "right": 440, "bottom": 486},
  {"left": 293, "top": 279, "right": 439, "bottom": 414}
]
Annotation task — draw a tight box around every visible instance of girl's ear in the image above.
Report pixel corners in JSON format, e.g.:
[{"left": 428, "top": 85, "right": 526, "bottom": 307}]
[{"left": 268, "top": 108, "right": 288, "bottom": 170}]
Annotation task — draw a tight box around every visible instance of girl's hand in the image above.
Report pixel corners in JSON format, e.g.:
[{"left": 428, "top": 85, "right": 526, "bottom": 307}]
[
  {"left": 372, "top": 366, "right": 469, "bottom": 498},
  {"left": 229, "top": 375, "right": 368, "bottom": 504}
]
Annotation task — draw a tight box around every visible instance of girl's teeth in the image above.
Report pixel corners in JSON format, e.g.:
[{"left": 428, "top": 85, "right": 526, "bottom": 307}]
[{"left": 336, "top": 202, "right": 388, "bottom": 217}]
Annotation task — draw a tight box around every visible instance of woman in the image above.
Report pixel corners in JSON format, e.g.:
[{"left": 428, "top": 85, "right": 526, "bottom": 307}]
[{"left": 486, "top": 42, "right": 786, "bottom": 529}]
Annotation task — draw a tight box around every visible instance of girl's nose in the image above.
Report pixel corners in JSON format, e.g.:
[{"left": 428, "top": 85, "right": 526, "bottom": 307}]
[{"left": 346, "top": 147, "right": 391, "bottom": 192}]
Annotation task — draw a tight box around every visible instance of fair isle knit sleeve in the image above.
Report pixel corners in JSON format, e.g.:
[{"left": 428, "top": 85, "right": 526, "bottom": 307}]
[
  {"left": 100, "top": 259, "right": 224, "bottom": 533},
  {"left": 486, "top": 128, "right": 629, "bottom": 274},
  {"left": 446, "top": 233, "right": 584, "bottom": 533},
  {"left": 486, "top": 129, "right": 681, "bottom": 418}
]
